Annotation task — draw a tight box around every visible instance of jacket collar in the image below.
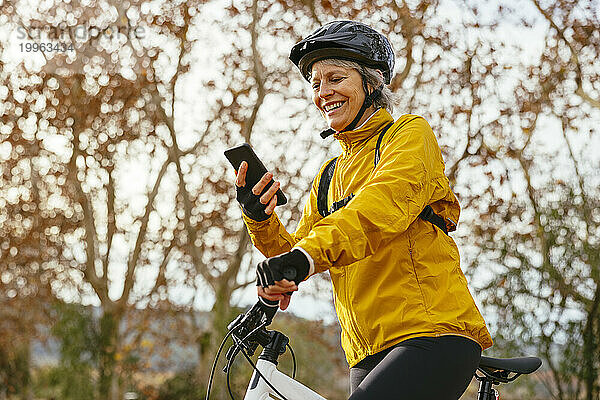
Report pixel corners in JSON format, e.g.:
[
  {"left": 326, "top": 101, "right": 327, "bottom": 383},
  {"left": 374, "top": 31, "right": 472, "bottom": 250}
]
[{"left": 334, "top": 108, "right": 394, "bottom": 152}]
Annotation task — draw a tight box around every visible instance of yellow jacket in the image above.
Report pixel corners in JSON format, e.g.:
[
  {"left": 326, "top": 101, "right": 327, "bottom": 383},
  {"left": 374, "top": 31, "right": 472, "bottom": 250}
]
[{"left": 242, "top": 109, "right": 493, "bottom": 367}]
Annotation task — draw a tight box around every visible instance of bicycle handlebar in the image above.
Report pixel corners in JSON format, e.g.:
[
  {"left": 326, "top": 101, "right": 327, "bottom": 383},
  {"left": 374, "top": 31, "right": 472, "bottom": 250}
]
[
  {"left": 223, "top": 298, "right": 281, "bottom": 372},
  {"left": 257, "top": 297, "right": 280, "bottom": 323}
]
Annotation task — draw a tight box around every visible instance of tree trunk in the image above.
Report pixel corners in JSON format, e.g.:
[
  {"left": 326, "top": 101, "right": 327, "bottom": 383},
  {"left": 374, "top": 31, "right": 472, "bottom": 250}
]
[
  {"left": 197, "top": 285, "right": 238, "bottom": 397},
  {"left": 98, "top": 308, "right": 121, "bottom": 400}
]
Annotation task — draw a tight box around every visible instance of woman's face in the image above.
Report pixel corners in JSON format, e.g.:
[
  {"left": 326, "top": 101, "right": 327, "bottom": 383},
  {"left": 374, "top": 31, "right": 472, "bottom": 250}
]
[{"left": 311, "top": 61, "right": 367, "bottom": 132}]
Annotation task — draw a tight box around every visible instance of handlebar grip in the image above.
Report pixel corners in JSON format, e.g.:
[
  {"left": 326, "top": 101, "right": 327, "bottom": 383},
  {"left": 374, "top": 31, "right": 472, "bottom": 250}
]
[{"left": 257, "top": 298, "right": 278, "bottom": 323}]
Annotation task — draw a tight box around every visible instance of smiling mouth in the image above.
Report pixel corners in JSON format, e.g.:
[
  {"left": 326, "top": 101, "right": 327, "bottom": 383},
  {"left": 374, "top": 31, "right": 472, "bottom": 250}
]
[{"left": 324, "top": 102, "right": 344, "bottom": 113}]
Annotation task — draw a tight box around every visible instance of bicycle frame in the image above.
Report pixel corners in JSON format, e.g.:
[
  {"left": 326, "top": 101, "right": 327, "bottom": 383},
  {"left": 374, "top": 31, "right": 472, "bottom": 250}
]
[{"left": 243, "top": 359, "right": 326, "bottom": 400}]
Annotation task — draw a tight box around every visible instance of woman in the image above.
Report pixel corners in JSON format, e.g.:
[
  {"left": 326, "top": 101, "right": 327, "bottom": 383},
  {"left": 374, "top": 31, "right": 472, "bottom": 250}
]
[{"left": 234, "top": 20, "right": 493, "bottom": 399}]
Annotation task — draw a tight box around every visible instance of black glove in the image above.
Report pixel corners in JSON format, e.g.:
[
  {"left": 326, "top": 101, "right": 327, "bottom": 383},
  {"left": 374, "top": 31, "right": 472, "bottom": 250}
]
[
  {"left": 236, "top": 184, "right": 271, "bottom": 221},
  {"left": 256, "top": 249, "right": 310, "bottom": 287}
]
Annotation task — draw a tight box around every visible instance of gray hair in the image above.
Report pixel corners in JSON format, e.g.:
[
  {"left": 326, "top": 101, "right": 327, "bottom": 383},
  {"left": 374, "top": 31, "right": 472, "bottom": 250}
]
[{"left": 313, "top": 59, "right": 397, "bottom": 113}]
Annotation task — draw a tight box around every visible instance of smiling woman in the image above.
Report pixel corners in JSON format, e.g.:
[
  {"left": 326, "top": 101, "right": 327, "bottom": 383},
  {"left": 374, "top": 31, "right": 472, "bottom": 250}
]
[{"left": 232, "top": 20, "right": 493, "bottom": 400}]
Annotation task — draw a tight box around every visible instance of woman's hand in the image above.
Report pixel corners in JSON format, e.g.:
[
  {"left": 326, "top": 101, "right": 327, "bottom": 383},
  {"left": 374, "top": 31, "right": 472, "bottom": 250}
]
[
  {"left": 255, "top": 250, "right": 310, "bottom": 310},
  {"left": 257, "top": 280, "right": 297, "bottom": 310},
  {"left": 235, "top": 161, "right": 281, "bottom": 221}
]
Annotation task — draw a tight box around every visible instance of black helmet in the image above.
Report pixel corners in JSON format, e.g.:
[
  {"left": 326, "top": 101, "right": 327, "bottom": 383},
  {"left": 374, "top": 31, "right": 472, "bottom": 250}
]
[{"left": 289, "top": 20, "right": 395, "bottom": 84}]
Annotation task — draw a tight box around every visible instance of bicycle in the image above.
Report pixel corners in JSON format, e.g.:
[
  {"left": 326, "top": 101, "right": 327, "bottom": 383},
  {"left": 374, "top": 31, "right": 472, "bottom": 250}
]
[{"left": 207, "top": 300, "right": 542, "bottom": 400}]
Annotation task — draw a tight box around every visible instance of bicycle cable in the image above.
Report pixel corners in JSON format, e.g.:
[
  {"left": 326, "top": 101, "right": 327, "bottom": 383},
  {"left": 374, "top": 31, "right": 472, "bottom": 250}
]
[
  {"left": 232, "top": 334, "right": 291, "bottom": 400},
  {"left": 226, "top": 352, "right": 236, "bottom": 400},
  {"left": 224, "top": 330, "right": 298, "bottom": 399},
  {"left": 208, "top": 301, "right": 294, "bottom": 400},
  {"left": 286, "top": 343, "right": 297, "bottom": 379}
]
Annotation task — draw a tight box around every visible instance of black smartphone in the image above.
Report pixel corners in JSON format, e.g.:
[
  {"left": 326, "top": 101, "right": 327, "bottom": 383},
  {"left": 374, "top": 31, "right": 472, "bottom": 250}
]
[{"left": 224, "top": 143, "right": 288, "bottom": 206}]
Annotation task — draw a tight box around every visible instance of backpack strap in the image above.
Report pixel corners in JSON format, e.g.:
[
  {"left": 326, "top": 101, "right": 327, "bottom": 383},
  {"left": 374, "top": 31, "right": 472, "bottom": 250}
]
[
  {"left": 374, "top": 122, "right": 395, "bottom": 167},
  {"left": 419, "top": 205, "right": 448, "bottom": 235},
  {"left": 317, "top": 157, "right": 338, "bottom": 218},
  {"left": 374, "top": 120, "right": 451, "bottom": 235},
  {"left": 317, "top": 122, "right": 393, "bottom": 218}
]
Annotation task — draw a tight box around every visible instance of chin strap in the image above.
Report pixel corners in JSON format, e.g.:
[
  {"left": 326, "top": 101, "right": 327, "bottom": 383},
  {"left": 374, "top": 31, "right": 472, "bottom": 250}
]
[
  {"left": 320, "top": 127, "right": 335, "bottom": 139},
  {"left": 319, "top": 85, "right": 383, "bottom": 139}
]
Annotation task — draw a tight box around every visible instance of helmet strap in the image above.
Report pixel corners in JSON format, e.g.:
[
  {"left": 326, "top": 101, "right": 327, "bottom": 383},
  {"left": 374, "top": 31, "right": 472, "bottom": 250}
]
[{"left": 319, "top": 85, "right": 383, "bottom": 139}]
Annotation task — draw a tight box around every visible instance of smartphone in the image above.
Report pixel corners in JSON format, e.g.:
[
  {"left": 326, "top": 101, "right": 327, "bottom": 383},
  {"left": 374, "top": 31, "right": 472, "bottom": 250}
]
[{"left": 224, "top": 143, "right": 288, "bottom": 206}]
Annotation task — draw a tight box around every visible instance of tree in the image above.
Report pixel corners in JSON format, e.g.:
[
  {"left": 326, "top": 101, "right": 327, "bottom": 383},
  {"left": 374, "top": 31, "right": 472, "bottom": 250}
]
[
  {"left": 2, "top": 0, "right": 207, "bottom": 397},
  {"left": 449, "top": 1, "right": 600, "bottom": 399}
]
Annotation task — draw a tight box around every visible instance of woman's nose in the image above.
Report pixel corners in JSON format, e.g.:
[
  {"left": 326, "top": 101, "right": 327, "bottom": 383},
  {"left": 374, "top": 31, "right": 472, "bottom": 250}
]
[{"left": 318, "top": 83, "right": 334, "bottom": 98}]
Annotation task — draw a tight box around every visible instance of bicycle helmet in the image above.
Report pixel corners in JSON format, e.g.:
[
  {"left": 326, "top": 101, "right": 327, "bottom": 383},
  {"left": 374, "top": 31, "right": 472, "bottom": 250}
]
[
  {"left": 290, "top": 21, "right": 395, "bottom": 137},
  {"left": 289, "top": 20, "right": 395, "bottom": 84}
]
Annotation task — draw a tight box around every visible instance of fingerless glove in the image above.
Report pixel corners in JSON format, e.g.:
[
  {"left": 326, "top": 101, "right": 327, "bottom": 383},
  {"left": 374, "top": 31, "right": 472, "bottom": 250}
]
[
  {"left": 236, "top": 184, "right": 270, "bottom": 221},
  {"left": 256, "top": 249, "right": 310, "bottom": 287}
]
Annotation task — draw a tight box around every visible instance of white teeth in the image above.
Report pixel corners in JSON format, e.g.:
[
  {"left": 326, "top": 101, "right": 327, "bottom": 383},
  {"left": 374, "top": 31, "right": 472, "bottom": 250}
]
[{"left": 324, "top": 102, "right": 343, "bottom": 112}]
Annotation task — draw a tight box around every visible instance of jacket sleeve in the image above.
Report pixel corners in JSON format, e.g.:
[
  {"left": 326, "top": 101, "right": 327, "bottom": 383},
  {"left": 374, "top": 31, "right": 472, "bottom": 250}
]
[
  {"left": 241, "top": 160, "right": 331, "bottom": 258},
  {"left": 295, "top": 117, "right": 454, "bottom": 272}
]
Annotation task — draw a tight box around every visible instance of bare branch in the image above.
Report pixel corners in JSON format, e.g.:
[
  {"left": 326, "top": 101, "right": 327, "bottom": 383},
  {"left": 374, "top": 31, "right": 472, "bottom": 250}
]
[
  {"left": 232, "top": 278, "right": 256, "bottom": 293},
  {"left": 103, "top": 167, "right": 116, "bottom": 280},
  {"left": 521, "top": 113, "right": 539, "bottom": 152},
  {"left": 407, "top": 45, "right": 424, "bottom": 111},
  {"left": 558, "top": 117, "right": 592, "bottom": 241},
  {"left": 390, "top": 33, "right": 414, "bottom": 91},
  {"left": 171, "top": 5, "right": 192, "bottom": 118},
  {"left": 145, "top": 241, "right": 175, "bottom": 300},
  {"left": 162, "top": 108, "right": 211, "bottom": 284},
  {"left": 242, "top": 0, "right": 267, "bottom": 142},
  {"left": 531, "top": 0, "right": 600, "bottom": 110},
  {"left": 305, "top": 0, "right": 323, "bottom": 26},
  {"left": 219, "top": 229, "right": 251, "bottom": 292},
  {"left": 575, "top": 86, "right": 600, "bottom": 109},
  {"left": 514, "top": 148, "right": 590, "bottom": 306},
  {"left": 119, "top": 156, "right": 172, "bottom": 307},
  {"left": 389, "top": 1, "right": 418, "bottom": 91},
  {"left": 181, "top": 115, "right": 218, "bottom": 157},
  {"left": 68, "top": 78, "right": 106, "bottom": 303},
  {"left": 447, "top": 51, "right": 478, "bottom": 184}
]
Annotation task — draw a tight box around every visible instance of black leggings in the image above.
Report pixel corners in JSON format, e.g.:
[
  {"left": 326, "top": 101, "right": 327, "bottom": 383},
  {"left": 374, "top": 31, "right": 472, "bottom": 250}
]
[{"left": 349, "top": 335, "right": 481, "bottom": 400}]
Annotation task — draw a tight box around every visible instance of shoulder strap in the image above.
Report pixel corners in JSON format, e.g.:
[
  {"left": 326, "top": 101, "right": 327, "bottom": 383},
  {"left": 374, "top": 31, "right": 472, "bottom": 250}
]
[
  {"left": 374, "top": 122, "right": 395, "bottom": 168},
  {"left": 317, "top": 157, "right": 338, "bottom": 218}
]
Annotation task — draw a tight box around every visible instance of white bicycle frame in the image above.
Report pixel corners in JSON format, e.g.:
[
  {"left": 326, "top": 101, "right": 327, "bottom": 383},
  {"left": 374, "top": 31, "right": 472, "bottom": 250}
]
[{"left": 243, "top": 358, "right": 327, "bottom": 400}]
